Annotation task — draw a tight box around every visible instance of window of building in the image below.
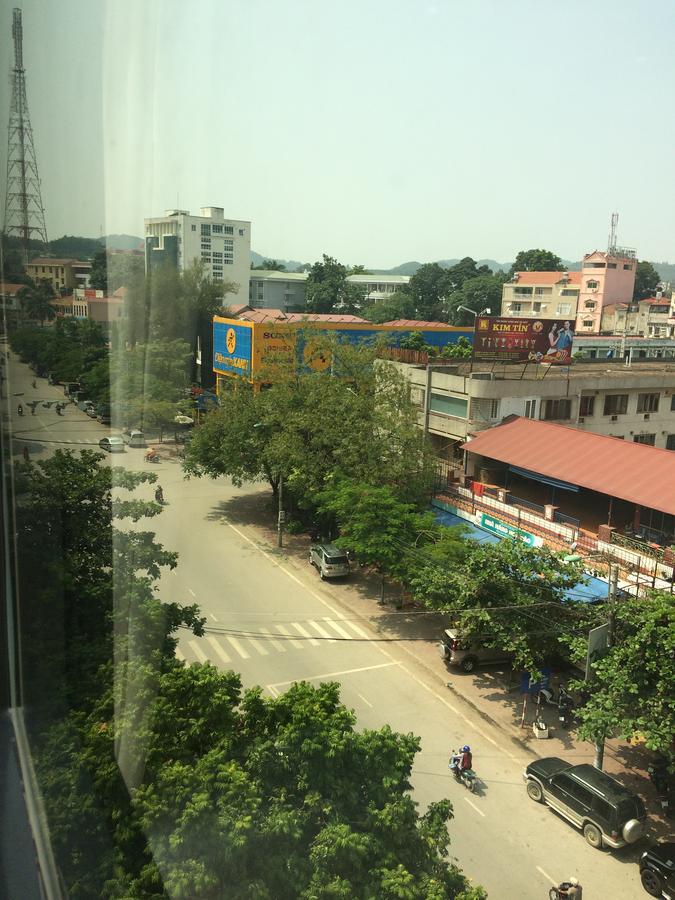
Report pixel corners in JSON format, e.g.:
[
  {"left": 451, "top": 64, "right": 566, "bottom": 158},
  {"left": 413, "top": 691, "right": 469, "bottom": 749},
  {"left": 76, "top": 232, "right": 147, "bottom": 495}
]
[
  {"left": 543, "top": 398, "right": 571, "bottom": 420},
  {"left": 586, "top": 262, "right": 606, "bottom": 268},
  {"left": 607, "top": 262, "right": 617, "bottom": 269},
  {"left": 637, "top": 392, "right": 660, "bottom": 413},
  {"left": 603, "top": 394, "right": 629, "bottom": 415},
  {"left": 560, "top": 289, "right": 578, "bottom": 297},
  {"left": 191, "top": 224, "right": 196, "bottom": 231},
  {"left": 582, "top": 320, "right": 594, "bottom": 328},
  {"left": 556, "top": 303, "right": 572, "bottom": 315},
  {"left": 666, "top": 434, "right": 675, "bottom": 451},
  {"left": 224, "top": 239, "right": 234, "bottom": 249},
  {"left": 429, "top": 393, "right": 468, "bottom": 418},
  {"left": 201, "top": 252, "right": 211, "bottom": 260},
  {"left": 224, "top": 252, "right": 234, "bottom": 260},
  {"left": 489, "top": 399, "right": 499, "bottom": 419},
  {"left": 586, "top": 280, "right": 599, "bottom": 290},
  {"left": 579, "top": 395, "right": 595, "bottom": 417},
  {"left": 670, "top": 395, "right": 675, "bottom": 411},
  {"left": 623, "top": 263, "right": 633, "bottom": 270},
  {"left": 239, "top": 228, "right": 245, "bottom": 236},
  {"left": 511, "top": 302, "right": 521, "bottom": 312},
  {"left": 201, "top": 224, "right": 211, "bottom": 235},
  {"left": 532, "top": 302, "right": 542, "bottom": 313},
  {"left": 212, "top": 252, "right": 223, "bottom": 260},
  {"left": 513, "top": 287, "right": 533, "bottom": 296},
  {"left": 524, "top": 399, "right": 537, "bottom": 419},
  {"left": 584, "top": 300, "right": 596, "bottom": 309},
  {"left": 213, "top": 273, "right": 223, "bottom": 281},
  {"left": 223, "top": 225, "right": 234, "bottom": 235},
  {"left": 201, "top": 242, "right": 211, "bottom": 250},
  {"left": 534, "top": 287, "right": 552, "bottom": 295},
  {"left": 633, "top": 434, "right": 656, "bottom": 446},
  {"left": 212, "top": 224, "right": 223, "bottom": 234},
  {"left": 224, "top": 259, "right": 233, "bottom": 264}
]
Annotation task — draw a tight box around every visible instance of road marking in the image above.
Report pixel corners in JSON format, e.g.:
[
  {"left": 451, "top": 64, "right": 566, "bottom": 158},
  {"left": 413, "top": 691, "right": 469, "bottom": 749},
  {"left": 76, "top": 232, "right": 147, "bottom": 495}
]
[
  {"left": 221, "top": 516, "right": 522, "bottom": 764},
  {"left": 188, "top": 589, "right": 196, "bottom": 597},
  {"left": 463, "top": 796, "right": 485, "bottom": 817},
  {"left": 244, "top": 634, "right": 270, "bottom": 656},
  {"left": 343, "top": 619, "right": 370, "bottom": 639},
  {"left": 223, "top": 635, "right": 250, "bottom": 659},
  {"left": 274, "top": 624, "right": 303, "bottom": 649},
  {"left": 175, "top": 647, "right": 185, "bottom": 662},
  {"left": 267, "top": 660, "right": 400, "bottom": 692},
  {"left": 307, "top": 619, "right": 337, "bottom": 642},
  {"left": 323, "top": 618, "right": 352, "bottom": 640},
  {"left": 357, "top": 692, "right": 373, "bottom": 708},
  {"left": 291, "top": 622, "right": 320, "bottom": 646},
  {"left": 205, "top": 635, "right": 232, "bottom": 665},
  {"left": 188, "top": 640, "right": 208, "bottom": 663},
  {"left": 209, "top": 612, "right": 217, "bottom": 621},
  {"left": 536, "top": 866, "right": 556, "bottom": 886},
  {"left": 258, "top": 627, "right": 286, "bottom": 652}
]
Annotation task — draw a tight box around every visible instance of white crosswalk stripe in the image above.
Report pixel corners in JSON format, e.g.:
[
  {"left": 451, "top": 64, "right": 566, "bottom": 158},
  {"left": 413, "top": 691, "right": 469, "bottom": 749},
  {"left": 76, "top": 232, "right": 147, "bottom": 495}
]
[
  {"left": 223, "top": 635, "right": 250, "bottom": 659},
  {"left": 205, "top": 635, "right": 232, "bottom": 665},
  {"left": 307, "top": 619, "right": 337, "bottom": 642},
  {"left": 322, "top": 618, "right": 352, "bottom": 640},
  {"left": 274, "top": 624, "right": 304, "bottom": 649},
  {"left": 188, "top": 640, "right": 208, "bottom": 663},
  {"left": 244, "top": 634, "right": 270, "bottom": 656},
  {"left": 175, "top": 647, "right": 185, "bottom": 661},
  {"left": 342, "top": 619, "right": 370, "bottom": 640},
  {"left": 291, "top": 622, "right": 320, "bottom": 646},
  {"left": 258, "top": 627, "right": 287, "bottom": 652}
]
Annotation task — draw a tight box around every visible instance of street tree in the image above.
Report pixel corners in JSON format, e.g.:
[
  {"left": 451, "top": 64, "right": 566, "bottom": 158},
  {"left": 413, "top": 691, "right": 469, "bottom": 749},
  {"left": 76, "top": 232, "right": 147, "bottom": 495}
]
[
  {"left": 409, "top": 539, "right": 588, "bottom": 674},
  {"left": 572, "top": 591, "right": 675, "bottom": 761},
  {"left": 633, "top": 260, "right": 661, "bottom": 301},
  {"left": 305, "top": 254, "right": 365, "bottom": 314},
  {"left": 407, "top": 263, "right": 449, "bottom": 320},
  {"left": 444, "top": 257, "right": 493, "bottom": 294},
  {"left": 440, "top": 336, "right": 473, "bottom": 359},
  {"left": 89, "top": 248, "right": 108, "bottom": 291},
  {"left": 362, "top": 289, "right": 417, "bottom": 324},
  {"left": 509, "top": 249, "right": 565, "bottom": 275},
  {"left": 17, "top": 278, "right": 57, "bottom": 325},
  {"left": 446, "top": 273, "right": 507, "bottom": 325}
]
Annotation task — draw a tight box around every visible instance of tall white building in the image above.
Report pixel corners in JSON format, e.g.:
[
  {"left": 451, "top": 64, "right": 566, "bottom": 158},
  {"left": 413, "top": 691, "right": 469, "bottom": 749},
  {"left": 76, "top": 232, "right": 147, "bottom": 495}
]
[{"left": 144, "top": 207, "right": 251, "bottom": 303}]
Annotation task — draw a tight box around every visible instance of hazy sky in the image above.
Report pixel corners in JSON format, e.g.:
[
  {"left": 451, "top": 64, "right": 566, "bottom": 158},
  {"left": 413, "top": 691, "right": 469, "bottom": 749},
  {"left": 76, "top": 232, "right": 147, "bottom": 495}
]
[{"left": 2, "top": 0, "right": 674, "bottom": 267}]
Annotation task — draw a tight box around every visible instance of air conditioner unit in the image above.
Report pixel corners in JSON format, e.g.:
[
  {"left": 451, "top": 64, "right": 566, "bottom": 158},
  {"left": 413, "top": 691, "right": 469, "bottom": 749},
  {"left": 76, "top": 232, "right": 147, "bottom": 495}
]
[
  {"left": 578, "top": 416, "right": 585, "bottom": 423},
  {"left": 644, "top": 413, "right": 650, "bottom": 420},
  {"left": 611, "top": 415, "right": 618, "bottom": 421}
]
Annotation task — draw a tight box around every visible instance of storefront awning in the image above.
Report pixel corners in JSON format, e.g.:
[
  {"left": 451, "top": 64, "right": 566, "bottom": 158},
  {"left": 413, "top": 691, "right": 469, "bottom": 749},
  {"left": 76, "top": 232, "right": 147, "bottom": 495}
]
[{"left": 508, "top": 465, "right": 579, "bottom": 493}]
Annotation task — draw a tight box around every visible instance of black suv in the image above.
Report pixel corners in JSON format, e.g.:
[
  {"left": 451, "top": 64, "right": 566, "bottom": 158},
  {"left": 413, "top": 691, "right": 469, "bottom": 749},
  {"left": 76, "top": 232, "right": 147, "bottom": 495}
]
[
  {"left": 523, "top": 757, "right": 646, "bottom": 850},
  {"left": 640, "top": 842, "right": 675, "bottom": 897}
]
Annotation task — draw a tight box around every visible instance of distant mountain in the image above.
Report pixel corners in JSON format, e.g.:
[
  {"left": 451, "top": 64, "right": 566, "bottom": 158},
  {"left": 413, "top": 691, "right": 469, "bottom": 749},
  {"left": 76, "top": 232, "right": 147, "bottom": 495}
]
[
  {"left": 105, "top": 234, "right": 144, "bottom": 251},
  {"left": 653, "top": 262, "right": 675, "bottom": 284},
  {"left": 251, "top": 250, "right": 308, "bottom": 272}
]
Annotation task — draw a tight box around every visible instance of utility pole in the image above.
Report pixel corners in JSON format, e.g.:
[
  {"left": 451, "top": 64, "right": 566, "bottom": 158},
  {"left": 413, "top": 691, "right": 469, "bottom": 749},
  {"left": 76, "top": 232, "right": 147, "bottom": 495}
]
[
  {"left": 3, "top": 7, "right": 48, "bottom": 260},
  {"left": 594, "top": 564, "right": 619, "bottom": 770},
  {"left": 277, "top": 474, "right": 284, "bottom": 548}
]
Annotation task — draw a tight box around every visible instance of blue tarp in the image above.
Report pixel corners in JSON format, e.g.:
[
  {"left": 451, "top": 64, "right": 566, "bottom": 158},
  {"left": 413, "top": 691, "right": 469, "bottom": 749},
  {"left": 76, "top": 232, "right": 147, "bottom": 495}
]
[{"left": 433, "top": 509, "right": 607, "bottom": 604}]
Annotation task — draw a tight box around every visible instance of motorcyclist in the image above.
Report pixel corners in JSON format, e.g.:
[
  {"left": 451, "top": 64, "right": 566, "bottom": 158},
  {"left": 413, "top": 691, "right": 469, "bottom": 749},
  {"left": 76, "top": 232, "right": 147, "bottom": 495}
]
[
  {"left": 155, "top": 485, "right": 164, "bottom": 504},
  {"left": 450, "top": 745, "right": 472, "bottom": 777},
  {"left": 145, "top": 447, "right": 158, "bottom": 462},
  {"left": 17, "top": 403, "right": 23, "bottom": 416}
]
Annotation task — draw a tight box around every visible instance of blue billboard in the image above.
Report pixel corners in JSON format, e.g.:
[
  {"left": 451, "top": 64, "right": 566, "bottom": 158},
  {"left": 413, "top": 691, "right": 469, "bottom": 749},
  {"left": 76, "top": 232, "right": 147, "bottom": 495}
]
[{"left": 213, "top": 321, "right": 253, "bottom": 377}]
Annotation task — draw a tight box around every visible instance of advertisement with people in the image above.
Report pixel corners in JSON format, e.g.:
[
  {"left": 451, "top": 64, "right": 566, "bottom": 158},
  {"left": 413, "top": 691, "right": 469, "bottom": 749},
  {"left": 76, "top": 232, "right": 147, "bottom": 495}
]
[{"left": 473, "top": 316, "right": 575, "bottom": 364}]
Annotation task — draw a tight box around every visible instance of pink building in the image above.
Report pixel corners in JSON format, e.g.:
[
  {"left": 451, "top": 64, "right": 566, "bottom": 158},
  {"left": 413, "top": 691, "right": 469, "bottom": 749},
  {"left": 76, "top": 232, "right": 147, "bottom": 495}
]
[{"left": 575, "top": 250, "right": 636, "bottom": 334}]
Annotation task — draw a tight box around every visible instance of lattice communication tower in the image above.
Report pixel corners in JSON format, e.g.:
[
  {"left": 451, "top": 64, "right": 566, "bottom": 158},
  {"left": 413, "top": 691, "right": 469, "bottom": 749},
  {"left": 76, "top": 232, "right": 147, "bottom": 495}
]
[{"left": 3, "top": 7, "right": 48, "bottom": 260}]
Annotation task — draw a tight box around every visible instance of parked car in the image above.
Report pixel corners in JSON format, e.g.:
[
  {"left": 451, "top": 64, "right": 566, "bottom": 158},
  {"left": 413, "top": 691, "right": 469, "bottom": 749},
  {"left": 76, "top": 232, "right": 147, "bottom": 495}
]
[
  {"left": 77, "top": 400, "right": 95, "bottom": 413},
  {"left": 439, "top": 628, "right": 515, "bottom": 673},
  {"left": 523, "top": 757, "right": 646, "bottom": 850},
  {"left": 121, "top": 429, "right": 146, "bottom": 448},
  {"left": 309, "top": 544, "right": 350, "bottom": 579},
  {"left": 640, "top": 842, "right": 675, "bottom": 897},
  {"left": 64, "top": 382, "right": 81, "bottom": 398},
  {"left": 97, "top": 405, "right": 111, "bottom": 425},
  {"left": 98, "top": 436, "right": 125, "bottom": 453},
  {"left": 85, "top": 406, "right": 98, "bottom": 418}
]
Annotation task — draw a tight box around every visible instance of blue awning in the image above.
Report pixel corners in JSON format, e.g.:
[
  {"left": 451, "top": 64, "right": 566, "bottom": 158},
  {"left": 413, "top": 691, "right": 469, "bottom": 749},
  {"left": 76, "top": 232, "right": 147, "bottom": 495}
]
[{"left": 509, "top": 465, "right": 579, "bottom": 493}]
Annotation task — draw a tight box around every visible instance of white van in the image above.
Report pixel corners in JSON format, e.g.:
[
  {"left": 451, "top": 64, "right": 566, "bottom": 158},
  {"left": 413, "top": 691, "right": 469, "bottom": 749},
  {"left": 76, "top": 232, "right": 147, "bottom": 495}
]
[{"left": 121, "top": 429, "right": 146, "bottom": 448}]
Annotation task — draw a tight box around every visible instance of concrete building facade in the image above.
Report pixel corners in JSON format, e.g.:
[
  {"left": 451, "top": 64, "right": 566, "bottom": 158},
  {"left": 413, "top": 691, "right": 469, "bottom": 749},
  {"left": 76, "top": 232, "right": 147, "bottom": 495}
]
[
  {"left": 600, "top": 297, "right": 674, "bottom": 338},
  {"left": 387, "top": 358, "right": 675, "bottom": 455},
  {"left": 25, "top": 258, "right": 78, "bottom": 294},
  {"left": 247, "top": 270, "right": 410, "bottom": 311},
  {"left": 144, "top": 207, "right": 251, "bottom": 304},
  {"left": 575, "top": 249, "right": 637, "bottom": 333},
  {"left": 501, "top": 271, "right": 581, "bottom": 319}
]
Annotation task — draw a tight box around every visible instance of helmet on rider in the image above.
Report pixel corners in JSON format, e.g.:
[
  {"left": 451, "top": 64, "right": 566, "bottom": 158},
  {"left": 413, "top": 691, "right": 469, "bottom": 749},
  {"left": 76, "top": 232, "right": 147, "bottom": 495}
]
[{"left": 461, "top": 745, "right": 470, "bottom": 752}]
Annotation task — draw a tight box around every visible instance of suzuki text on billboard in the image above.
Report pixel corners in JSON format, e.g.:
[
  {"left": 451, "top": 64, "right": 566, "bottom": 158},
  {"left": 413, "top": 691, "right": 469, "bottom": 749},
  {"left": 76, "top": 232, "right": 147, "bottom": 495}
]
[{"left": 473, "top": 316, "right": 575, "bottom": 364}]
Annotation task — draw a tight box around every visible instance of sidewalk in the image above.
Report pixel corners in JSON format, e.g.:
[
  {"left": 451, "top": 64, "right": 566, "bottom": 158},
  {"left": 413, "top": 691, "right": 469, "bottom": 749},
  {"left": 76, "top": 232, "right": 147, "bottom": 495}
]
[{"left": 221, "top": 485, "right": 674, "bottom": 842}]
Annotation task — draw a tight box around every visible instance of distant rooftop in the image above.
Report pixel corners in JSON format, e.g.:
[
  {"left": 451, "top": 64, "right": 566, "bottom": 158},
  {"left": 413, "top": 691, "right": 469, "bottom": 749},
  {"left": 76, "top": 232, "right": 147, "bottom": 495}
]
[
  {"left": 380, "top": 319, "right": 465, "bottom": 329},
  {"left": 232, "top": 308, "right": 368, "bottom": 324},
  {"left": 27, "top": 258, "right": 78, "bottom": 266},
  {"left": 511, "top": 271, "right": 581, "bottom": 285}
]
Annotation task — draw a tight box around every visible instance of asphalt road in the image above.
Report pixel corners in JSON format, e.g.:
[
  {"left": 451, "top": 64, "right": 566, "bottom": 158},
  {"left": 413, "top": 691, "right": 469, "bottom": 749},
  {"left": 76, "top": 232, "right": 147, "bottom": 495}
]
[{"left": 5, "top": 349, "right": 645, "bottom": 899}]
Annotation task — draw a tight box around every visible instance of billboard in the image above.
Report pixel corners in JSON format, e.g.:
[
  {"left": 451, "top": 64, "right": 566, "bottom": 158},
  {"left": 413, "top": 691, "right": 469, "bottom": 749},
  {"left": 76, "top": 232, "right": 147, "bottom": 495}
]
[{"left": 473, "top": 316, "right": 575, "bottom": 364}]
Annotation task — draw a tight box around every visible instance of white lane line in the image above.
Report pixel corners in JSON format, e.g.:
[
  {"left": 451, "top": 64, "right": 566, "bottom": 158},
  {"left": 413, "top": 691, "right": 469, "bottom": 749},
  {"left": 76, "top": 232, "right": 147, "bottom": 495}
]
[
  {"left": 536, "top": 866, "right": 556, "bottom": 886},
  {"left": 188, "top": 640, "right": 208, "bottom": 663},
  {"left": 267, "top": 684, "right": 280, "bottom": 698},
  {"left": 291, "top": 622, "right": 320, "bottom": 646},
  {"left": 323, "top": 618, "right": 352, "bottom": 640},
  {"left": 463, "top": 796, "right": 485, "bottom": 818},
  {"left": 244, "top": 634, "right": 270, "bottom": 656},
  {"left": 274, "top": 624, "right": 303, "bottom": 649},
  {"left": 268, "top": 660, "right": 400, "bottom": 692},
  {"left": 209, "top": 612, "right": 217, "bottom": 621},
  {"left": 357, "top": 692, "right": 373, "bottom": 708},
  {"left": 223, "top": 635, "right": 250, "bottom": 660},
  {"left": 307, "top": 619, "right": 337, "bottom": 642},
  {"left": 343, "top": 619, "right": 370, "bottom": 639},
  {"left": 175, "top": 647, "right": 185, "bottom": 662},
  {"left": 221, "top": 516, "right": 522, "bottom": 764},
  {"left": 258, "top": 627, "right": 286, "bottom": 652},
  {"left": 188, "top": 589, "right": 196, "bottom": 597},
  {"left": 205, "top": 635, "right": 232, "bottom": 665}
]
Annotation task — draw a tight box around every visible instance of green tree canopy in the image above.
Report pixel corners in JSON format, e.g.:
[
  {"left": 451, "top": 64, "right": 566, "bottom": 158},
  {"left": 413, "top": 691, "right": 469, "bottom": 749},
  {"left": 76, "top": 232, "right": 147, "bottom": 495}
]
[
  {"left": 17, "top": 278, "right": 57, "bottom": 324},
  {"left": 446, "top": 273, "right": 507, "bottom": 325},
  {"left": 407, "top": 263, "right": 450, "bottom": 321},
  {"left": 362, "top": 289, "right": 417, "bottom": 324},
  {"left": 89, "top": 248, "right": 108, "bottom": 291},
  {"left": 633, "top": 260, "right": 661, "bottom": 301},
  {"left": 509, "top": 249, "right": 565, "bottom": 275},
  {"left": 253, "top": 258, "right": 286, "bottom": 270},
  {"left": 305, "top": 254, "right": 365, "bottom": 314}
]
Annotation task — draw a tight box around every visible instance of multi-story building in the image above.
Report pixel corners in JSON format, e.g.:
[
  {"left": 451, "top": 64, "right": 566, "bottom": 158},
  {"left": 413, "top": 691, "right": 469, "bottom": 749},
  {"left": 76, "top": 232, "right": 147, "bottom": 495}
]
[
  {"left": 501, "top": 249, "right": 638, "bottom": 335},
  {"left": 247, "top": 270, "right": 410, "bottom": 311},
  {"left": 387, "top": 357, "right": 675, "bottom": 455},
  {"left": 69, "top": 287, "right": 127, "bottom": 337},
  {"left": 600, "top": 297, "right": 674, "bottom": 338},
  {"left": 144, "top": 207, "right": 251, "bottom": 304},
  {"left": 501, "top": 271, "right": 581, "bottom": 319},
  {"left": 25, "top": 258, "right": 78, "bottom": 294}
]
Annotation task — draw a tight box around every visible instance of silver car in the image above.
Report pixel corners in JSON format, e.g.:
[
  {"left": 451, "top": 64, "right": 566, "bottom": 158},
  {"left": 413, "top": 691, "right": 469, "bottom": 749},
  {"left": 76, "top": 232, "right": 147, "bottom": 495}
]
[
  {"left": 309, "top": 544, "right": 350, "bottom": 579},
  {"left": 98, "top": 436, "right": 125, "bottom": 453},
  {"left": 439, "top": 628, "right": 515, "bottom": 673}
]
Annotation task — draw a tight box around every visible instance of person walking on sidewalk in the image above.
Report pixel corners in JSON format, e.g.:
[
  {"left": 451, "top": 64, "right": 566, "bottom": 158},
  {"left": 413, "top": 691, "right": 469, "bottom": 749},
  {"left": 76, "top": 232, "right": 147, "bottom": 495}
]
[{"left": 22, "top": 445, "right": 29, "bottom": 463}]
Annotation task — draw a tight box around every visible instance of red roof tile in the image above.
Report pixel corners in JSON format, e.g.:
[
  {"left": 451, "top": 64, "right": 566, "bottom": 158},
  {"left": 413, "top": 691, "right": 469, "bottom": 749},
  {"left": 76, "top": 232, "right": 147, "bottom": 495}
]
[
  {"left": 511, "top": 271, "right": 582, "bottom": 285},
  {"left": 0, "top": 282, "right": 25, "bottom": 295},
  {"left": 461, "top": 416, "right": 675, "bottom": 516},
  {"left": 379, "top": 319, "right": 459, "bottom": 328},
  {"left": 235, "top": 309, "right": 368, "bottom": 324}
]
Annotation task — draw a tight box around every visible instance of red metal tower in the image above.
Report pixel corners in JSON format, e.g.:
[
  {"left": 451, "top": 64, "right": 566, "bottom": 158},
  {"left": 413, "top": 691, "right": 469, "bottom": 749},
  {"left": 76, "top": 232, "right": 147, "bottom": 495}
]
[{"left": 3, "top": 7, "right": 48, "bottom": 260}]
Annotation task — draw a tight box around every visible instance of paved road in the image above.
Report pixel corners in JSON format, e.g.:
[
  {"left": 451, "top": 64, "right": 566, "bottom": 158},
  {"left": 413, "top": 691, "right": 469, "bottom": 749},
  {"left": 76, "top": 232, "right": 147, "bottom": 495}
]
[{"left": 5, "top": 349, "right": 644, "bottom": 899}]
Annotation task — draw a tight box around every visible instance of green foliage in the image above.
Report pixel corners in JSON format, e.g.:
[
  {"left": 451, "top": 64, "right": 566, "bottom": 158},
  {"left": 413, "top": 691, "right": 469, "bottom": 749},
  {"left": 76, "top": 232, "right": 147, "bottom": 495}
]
[
  {"left": 47, "top": 234, "right": 104, "bottom": 260},
  {"left": 410, "top": 539, "right": 588, "bottom": 674},
  {"left": 17, "top": 279, "right": 57, "bottom": 324},
  {"left": 446, "top": 274, "right": 506, "bottom": 325},
  {"left": 407, "top": 263, "right": 449, "bottom": 321},
  {"left": 509, "top": 249, "right": 564, "bottom": 275},
  {"left": 89, "top": 248, "right": 109, "bottom": 291},
  {"left": 10, "top": 317, "right": 108, "bottom": 383},
  {"left": 633, "top": 260, "right": 661, "bottom": 301},
  {"left": 399, "top": 330, "right": 432, "bottom": 353},
  {"left": 305, "top": 254, "right": 365, "bottom": 314},
  {"left": 440, "top": 337, "right": 472, "bottom": 359},
  {"left": 573, "top": 592, "right": 675, "bottom": 760},
  {"left": 106, "top": 252, "right": 145, "bottom": 293},
  {"left": 362, "top": 289, "right": 417, "bottom": 324},
  {"left": 252, "top": 258, "right": 286, "bottom": 270}
]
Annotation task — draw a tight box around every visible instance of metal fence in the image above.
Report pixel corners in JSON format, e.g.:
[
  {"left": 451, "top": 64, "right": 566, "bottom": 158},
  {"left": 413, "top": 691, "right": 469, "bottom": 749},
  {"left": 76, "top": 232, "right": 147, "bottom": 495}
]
[
  {"left": 554, "top": 510, "right": 581, "bottom": 528},
  {"left": 506, "top": 493, "right": 546, "bottom": 516}
]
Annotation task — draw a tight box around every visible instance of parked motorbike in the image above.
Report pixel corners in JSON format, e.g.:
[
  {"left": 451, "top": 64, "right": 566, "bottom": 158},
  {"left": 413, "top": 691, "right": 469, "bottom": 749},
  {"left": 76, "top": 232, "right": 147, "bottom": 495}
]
[
  {"left": 538, "top": 684, "right": 574, "bottom": 728},
  {"left": 648, "top": 759, "right": 672, "bottom": 816},
  {"left": 17, "top": 404, "right": 23, "bottom": 416},
  {"left": 449, "top": 751, "right": 477, "bottom": 793}
]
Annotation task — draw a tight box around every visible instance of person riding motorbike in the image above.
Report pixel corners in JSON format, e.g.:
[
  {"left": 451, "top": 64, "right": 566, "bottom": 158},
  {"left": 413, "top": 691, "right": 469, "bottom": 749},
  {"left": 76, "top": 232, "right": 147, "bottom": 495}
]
[
  {"left": 450, "top": 745, "right": 472, "bottom": 777},
  {"left": 155, "top": 485, "right": 164, "bottom": 504},
  {"left": 17, "top": 403, "right": 23, "bottom": 416},
  {"left": 145, "top": 447, "right": 158, "bottom": 462}
]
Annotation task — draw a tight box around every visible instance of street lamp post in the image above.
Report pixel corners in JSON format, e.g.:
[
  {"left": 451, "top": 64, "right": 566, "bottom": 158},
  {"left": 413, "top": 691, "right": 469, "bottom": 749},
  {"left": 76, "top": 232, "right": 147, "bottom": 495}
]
[{"left": 456, "top": 305, "right": 492, "bottom": 321}]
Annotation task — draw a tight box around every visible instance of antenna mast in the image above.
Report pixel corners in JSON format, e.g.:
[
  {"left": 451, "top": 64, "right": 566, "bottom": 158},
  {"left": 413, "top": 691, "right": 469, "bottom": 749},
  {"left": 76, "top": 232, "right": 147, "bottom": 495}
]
[
  {"left": 607, "top": 212, "right": 619, "bottom": 255},
  {"left": 3, "top": 7, "right": 48, "bottom": 261}
]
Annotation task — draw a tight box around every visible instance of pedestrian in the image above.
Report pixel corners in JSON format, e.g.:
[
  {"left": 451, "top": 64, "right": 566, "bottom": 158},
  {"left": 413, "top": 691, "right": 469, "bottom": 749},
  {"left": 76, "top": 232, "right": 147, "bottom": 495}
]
[
  {"left": 32, "top": 379, "right": 36, "bottom": 389},
  {"left": 22, "top": 445, "right": 29, "bottom": 463}
]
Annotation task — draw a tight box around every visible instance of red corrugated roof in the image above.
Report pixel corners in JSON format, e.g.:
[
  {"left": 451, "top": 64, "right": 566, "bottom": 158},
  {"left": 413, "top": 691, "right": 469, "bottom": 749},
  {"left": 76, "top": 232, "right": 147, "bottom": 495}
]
[
  {"left": 0, "top": 282, "right": 25, "bottom": 295},
  {"left": 461, "top": 416, "right": 675, "bottom": 515},
  {"left": 235, "top": 309, "right": 368, "bottom": 324},
  {"left": 512, "top": 271, "right": 582, "bottom": 285},
  {"left": 379, "top": 319, "right": 457, "bottom": 328}
]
